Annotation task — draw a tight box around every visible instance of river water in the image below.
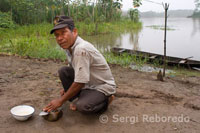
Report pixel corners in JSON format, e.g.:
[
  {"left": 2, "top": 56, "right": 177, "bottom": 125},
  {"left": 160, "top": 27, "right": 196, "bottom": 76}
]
[{"left": 82, "top": 17, "right": 200, "bottom": 61}]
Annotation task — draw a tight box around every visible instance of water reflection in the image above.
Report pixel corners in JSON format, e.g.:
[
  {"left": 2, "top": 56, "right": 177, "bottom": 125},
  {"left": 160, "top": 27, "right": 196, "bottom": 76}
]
[
  {"left": 191, "top": 18, "right": 200, "bottom": 36},
  {"left": 82, "top": 28, "right": 142, "bottom": 52},
  {"left": 129, "top": 30, "right": 140, "bottom": 50},
  {"left": 82, "top": 33, "right": 121, "bottom": 52}
]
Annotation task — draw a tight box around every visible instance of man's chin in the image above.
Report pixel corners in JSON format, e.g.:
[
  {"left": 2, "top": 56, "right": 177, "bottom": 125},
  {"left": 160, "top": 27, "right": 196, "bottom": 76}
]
[{"left": 61, "top": 46, "right": 69, "bottom": 50}]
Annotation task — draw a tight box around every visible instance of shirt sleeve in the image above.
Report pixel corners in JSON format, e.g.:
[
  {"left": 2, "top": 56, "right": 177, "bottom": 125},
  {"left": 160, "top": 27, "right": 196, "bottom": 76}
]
[{"left": 73, "top": 48, "right": 90, "bottom": 83}]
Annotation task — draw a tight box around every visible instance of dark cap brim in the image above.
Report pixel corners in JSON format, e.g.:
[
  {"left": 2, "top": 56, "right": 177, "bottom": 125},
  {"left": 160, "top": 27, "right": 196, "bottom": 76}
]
[{"left": 50, "top": 24, "right": 68, "bottom": 34}]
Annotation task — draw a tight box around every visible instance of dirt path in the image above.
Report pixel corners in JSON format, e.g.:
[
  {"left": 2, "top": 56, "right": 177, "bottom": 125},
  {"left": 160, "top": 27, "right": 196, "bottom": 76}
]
[{"left": 0, "top": 54, "right": 200, "bottom": 133}]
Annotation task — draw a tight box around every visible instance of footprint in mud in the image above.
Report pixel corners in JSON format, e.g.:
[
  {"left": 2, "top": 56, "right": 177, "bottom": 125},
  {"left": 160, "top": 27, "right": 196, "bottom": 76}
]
[
  {"left": 21, "top": 99, "right": 41, "bottom": 107},
  {"left": 150, "top": 90, "right": 183, "bottom": 103},
  {"left": 115, "top": 92, "right": 150, "bottom": 99},
  {"left": 0, "top": 89, "right": 3, "bottom": 96},
  {"left": 21, "top": 100, "right": 32, "bottom": 104},
  {"left": 184, "top": 99, "right": 200, "bottom": 111},
  {"left": 184, "top": 103, "right": 200, "bottom": 111}
]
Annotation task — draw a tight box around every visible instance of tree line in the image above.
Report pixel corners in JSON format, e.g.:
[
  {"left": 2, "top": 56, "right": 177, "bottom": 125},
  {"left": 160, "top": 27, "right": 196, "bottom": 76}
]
[
  {"left": 134, "top": 0, "right": 200, "bottom": 18},
  {"left": 0, "top": 0, "right": 142, "bottom": 28}
]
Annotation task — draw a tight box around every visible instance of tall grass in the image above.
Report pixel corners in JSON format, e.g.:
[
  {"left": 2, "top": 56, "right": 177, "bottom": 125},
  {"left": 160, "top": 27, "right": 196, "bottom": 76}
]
[
  {"left": 1, "top": 37, "right": 66, "bottom": 60},
  {"left": 0, "top": 21, "right": 142, "bottom": 40}
]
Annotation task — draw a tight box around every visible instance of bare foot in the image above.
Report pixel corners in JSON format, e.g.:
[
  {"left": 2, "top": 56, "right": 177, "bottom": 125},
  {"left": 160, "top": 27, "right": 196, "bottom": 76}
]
[
  {"left": 69, "top": 103, "right": 77, "bottom": 111},
  {"left": 108, "top": 95, "right": 115, "bottom": 105}
]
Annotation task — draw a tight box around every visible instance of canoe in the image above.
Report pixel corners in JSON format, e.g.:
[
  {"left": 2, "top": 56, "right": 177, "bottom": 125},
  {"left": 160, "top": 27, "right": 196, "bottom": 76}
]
[{"left": 111, "top": 47, "right": 200, "bottom": 68}]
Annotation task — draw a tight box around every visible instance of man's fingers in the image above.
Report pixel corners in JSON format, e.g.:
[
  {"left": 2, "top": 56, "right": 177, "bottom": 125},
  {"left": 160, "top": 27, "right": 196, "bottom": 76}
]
[
  {"left": 43, "top": 103, "right": 52, "bottom": 111},
  {"left": 43, "top": 98, "right": 62, "bottom": 112},
  {"left": 44, "top": 106, "right": 53, "bottom": 112},
  {"left": 47, "top": 108, "right": 53, "bottom": 112}
]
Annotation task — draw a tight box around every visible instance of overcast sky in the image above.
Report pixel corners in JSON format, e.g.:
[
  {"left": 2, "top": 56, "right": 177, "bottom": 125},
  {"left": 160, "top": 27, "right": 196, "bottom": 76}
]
[{"left": 122, "top": 0, "right": 196, "bottom": 12}]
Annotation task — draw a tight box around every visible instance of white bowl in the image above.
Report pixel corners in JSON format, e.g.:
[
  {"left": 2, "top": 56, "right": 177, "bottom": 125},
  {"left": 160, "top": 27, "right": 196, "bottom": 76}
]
[{"left": 10, "top": 105, "right": 35, "bottom": 121}]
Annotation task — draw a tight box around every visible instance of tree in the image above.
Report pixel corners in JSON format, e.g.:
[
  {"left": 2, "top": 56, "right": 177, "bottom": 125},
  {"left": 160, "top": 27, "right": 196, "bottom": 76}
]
[
  {"left": 129, "top": 9, "right": 139, "bottom": 22},
  {"left": 195, "top": 0, "right": 200, "bottom": 11},
  {"left": 192, "top": 0, "right": 200, "bottom": 17},
  {"left": 0, "top": 0, "right": 142, "bottom": 25},
  {"left": 133, "top": 0, "right": 142, "bottom": 7}
]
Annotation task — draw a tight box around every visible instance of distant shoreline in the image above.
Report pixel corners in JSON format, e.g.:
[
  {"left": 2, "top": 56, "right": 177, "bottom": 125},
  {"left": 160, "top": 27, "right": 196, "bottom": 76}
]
[{"left": 122, "top": 9, "right": 195, "bottom": 18}]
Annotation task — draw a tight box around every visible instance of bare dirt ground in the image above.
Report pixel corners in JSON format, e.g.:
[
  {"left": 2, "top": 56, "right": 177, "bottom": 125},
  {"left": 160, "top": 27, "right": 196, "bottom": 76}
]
[{"left": 0, "top": 54, "right": 200, "bottom": 133}]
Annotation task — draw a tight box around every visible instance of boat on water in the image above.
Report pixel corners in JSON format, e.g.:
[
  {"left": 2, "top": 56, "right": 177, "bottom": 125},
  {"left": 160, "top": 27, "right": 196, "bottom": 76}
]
[{"left": 111, "top": 47, "right": 200, "bottom": 69}]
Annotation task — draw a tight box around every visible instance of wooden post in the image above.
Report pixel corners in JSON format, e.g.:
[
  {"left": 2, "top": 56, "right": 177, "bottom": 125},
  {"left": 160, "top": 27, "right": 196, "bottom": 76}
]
[{"left": 163, "top": 3, "right": 169, "bottom": 77}]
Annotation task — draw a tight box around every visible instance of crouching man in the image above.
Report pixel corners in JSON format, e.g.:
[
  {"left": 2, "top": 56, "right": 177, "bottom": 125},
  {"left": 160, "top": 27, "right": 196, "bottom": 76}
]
[{"left": 43, "top": 16, "right": 116, "bottom": 114}]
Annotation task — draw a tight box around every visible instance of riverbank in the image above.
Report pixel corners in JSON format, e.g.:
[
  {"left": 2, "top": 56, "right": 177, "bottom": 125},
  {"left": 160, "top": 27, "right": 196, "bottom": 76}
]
[
  {"left": 0, "top": 20, "right": 141, "bottom": 60},
  {"left": 0, "top": 54, "right": 200, "bottom": 133}
]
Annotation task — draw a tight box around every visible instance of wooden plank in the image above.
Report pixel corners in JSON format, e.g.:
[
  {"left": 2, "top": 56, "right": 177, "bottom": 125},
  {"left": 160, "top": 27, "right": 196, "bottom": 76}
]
[
  {"left": 118, "top": 49, "right": 126, "bottom": 53},
  {"left": 111, "top": 47, "right": 200, "bottom": 68},
  {"left": 149, "top": 55, "right": 158, "bottom": 59},
  {"left": 179, "top": 60, "right": 187, "bottom": 64}
]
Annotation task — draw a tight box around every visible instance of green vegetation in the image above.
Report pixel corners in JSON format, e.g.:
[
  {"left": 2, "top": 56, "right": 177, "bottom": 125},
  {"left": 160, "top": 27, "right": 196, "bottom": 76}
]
[
  {"left": 0, "top": 21, "right": 142, "bottom": 60},
  {"left": 129, "top": 9, "right": 139, "bottom": 23},
  {"left": 1, "top": 37, "right": 66, "bottom": 60},
  {"left": 0, "top": 0, "right": 136, "bottom": 25},
  {"left": 103, "top": 52, "right": 200, "bottom": 77},
  {"left": 146, "top": 25, "right": 175, "bottom": 31},
  {"left": 104, "top": 52, "right": 200, "bottom": 77},
  {"left": 0, "top": 12, "right": 15, "bottom": 28},
  {"left": 77, "top": 20, "right": 142, "bottom": 35},
  {"left": 104, "top": 52, "right": 148, "bottom": 67},
  {"left": 0, "top": 0, "right": 142, "bottom": 62},
  {"left": 171, "top": 67, "right": 200, "bottom": 77}
]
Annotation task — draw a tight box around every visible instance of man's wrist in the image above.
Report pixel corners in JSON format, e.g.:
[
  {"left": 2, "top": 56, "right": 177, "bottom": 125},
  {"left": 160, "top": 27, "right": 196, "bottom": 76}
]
[{"left": 59, "top": 97, "right": 65, "bottom": 105}]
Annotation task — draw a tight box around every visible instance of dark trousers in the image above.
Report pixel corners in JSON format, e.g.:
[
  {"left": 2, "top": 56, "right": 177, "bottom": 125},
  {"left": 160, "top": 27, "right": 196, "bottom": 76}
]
[{"left": 58, "top": 66, "right": 109, "bottom": 113}]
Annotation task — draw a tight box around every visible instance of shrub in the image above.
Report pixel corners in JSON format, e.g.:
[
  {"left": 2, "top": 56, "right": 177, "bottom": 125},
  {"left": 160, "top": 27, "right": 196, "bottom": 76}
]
[{"left": 0, "top": 12, "right": 15, "bottom": 28}]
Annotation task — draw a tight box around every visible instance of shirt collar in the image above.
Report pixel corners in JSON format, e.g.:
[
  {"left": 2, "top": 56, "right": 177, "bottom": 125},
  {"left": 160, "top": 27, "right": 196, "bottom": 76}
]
[{"left": 71, "top": 36, "right": 82, "bottom": 51}]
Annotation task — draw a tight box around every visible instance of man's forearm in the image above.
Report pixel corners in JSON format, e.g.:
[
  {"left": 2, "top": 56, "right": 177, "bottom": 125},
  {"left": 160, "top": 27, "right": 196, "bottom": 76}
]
[{"left": 60, "top": 82, "right": 84, "bottom": 104}]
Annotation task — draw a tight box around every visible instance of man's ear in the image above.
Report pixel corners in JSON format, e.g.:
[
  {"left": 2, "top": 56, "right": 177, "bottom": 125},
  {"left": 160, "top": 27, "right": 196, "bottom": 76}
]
[{"left": 73, "top": 28, "right": 78, "bottom": 36}]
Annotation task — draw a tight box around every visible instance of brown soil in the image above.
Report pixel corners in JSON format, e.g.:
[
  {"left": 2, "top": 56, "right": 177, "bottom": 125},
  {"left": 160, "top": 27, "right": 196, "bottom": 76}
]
[{"left": 0, "top": 54, "right": 200, "bottom": 133}]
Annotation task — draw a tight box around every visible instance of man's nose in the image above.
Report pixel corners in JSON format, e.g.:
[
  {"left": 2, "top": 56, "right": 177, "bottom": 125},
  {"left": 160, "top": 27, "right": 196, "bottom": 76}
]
[{"left": 57, "top": 36, "right": 63, "bottom": 41}]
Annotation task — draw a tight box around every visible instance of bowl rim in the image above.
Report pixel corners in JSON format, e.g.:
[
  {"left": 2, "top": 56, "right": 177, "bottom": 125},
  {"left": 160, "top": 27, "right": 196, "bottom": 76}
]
[{"left": 10, "top": 105, "right": 35, "bottom": 117}]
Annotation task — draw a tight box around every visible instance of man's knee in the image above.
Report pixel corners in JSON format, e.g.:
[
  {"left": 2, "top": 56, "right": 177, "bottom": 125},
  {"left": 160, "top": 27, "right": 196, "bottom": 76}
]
[
  {"left": 76, "top": 100, "right": 107, "bottom": 113},
  {"left": 76, "top": 101, "right": 93, "bottom": 113},
  {"left": 58, "top": 66, "right": 73, "bottom": 78}
]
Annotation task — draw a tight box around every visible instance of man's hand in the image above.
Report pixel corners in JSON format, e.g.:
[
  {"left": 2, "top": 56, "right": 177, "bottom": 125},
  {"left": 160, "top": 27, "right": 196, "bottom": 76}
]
[
  {"left": 43, "top": 82, "right": 84, "bottom": 112},
  {"left": 43, "top": 98, "right": 63, "bottom": 112}
]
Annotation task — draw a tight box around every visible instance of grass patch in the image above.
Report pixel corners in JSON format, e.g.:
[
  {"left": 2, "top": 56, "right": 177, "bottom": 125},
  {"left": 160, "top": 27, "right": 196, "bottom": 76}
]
[
  {"left": 0, "top": 36, "right": 66, "bottom": 61},
  {"left": 104, "top": 52, "right": 148, "bottom": 67},
  {"left": 170, "top": 67, "right": 200, "bottom": 77},
  {"left": 0, "top": 21, "right": 142, "bottom": 40},
  {"left": 146, "top": 25, "right": 175, "bottom": 31},
  {"left": 104, "top": 52, "right": 200, "bottom": 77}
]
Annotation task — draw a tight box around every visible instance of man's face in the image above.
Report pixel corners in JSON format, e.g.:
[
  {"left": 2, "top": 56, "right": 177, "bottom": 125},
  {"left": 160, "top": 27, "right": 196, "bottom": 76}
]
[{"left": 54, "top": 27, "right": 77, "bottom": 49}]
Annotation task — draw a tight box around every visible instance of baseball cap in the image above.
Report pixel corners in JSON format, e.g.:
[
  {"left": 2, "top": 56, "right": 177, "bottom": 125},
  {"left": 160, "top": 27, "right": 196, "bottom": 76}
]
[{"left": 50, "top": 16, "right": 75, "bottom": 34}]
